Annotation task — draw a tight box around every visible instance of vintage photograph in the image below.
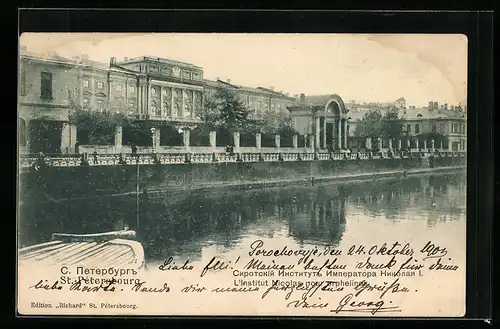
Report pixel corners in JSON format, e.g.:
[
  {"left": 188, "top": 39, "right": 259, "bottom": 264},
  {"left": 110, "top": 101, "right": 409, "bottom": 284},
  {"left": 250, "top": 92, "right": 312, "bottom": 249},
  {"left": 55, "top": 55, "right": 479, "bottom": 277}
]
[{"left": 17, "top": 33, "right": 467, "bottom": 316}]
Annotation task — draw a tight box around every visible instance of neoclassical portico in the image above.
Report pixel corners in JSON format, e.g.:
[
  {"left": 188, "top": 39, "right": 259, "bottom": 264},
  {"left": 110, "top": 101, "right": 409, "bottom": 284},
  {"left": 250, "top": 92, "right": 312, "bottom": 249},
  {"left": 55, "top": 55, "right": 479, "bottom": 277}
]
[{"left": 288, "top": 94, "right": 349, "bottom": 151}]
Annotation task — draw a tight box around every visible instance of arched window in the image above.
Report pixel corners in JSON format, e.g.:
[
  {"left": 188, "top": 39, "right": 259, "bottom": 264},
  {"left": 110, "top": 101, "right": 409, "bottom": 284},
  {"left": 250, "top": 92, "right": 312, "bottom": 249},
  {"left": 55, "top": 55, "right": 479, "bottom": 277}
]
[
  {"left": 163, "top": 102, "right": 170, "bottom": 116},
  {"left": 18, "top": 118, "right": 26, "bottom": 146},
  {"left": 83, "top": 98, "right": 89, "bottom": 108}
]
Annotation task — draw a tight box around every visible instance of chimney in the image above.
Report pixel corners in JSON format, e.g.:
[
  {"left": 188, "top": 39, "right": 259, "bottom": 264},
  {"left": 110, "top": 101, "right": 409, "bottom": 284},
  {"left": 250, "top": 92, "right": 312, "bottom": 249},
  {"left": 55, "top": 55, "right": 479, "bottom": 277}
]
[
  {"left": 80, "top": 53, "right": 89, "bottom": 62},
  {"left": 444, "top": 103, "right": 448, "bottom": 109},
  {"left": 294, "top": 94, "right": 299, "bottom": 99},
  {"left": 124, "top": 57, "right": 128, "bottom": 61},
  {"left": 226, "top": 79, "right": 231, "bottom": 84},
  {"left": 286, "top": 92, "right": 289, "bottom": 96},
  {"left": 300, "top": 93, "right": 305, "bottom": 101},
  {"left": 270, "top": 86, "right": 275, "bottom": 91},
  {"left": 428, "top": 101, "right": 433, "bottom": 108},
  {"left": 216, "top": 77, "right": 220, "bottom": 81},
  {"left": 20, "top": 46, "right": 27, "bottom": 53},
  {"left": 110, "top": 57, "right": 116, "bottom": 65}
]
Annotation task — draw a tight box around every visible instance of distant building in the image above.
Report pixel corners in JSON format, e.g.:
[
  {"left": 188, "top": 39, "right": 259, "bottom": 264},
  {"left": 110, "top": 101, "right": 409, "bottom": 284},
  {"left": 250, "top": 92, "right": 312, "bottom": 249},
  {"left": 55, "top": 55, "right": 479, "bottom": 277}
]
[{"left": 347, "top": 100, "right": 467, "bottom": 151}]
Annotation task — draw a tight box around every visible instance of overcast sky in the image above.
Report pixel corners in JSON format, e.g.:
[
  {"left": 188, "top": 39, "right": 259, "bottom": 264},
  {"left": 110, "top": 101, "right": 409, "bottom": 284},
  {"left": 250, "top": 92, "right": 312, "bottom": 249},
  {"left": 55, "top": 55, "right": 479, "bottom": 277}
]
[{"left": 20, "top": 33, "right": 467, "bottom": 107}]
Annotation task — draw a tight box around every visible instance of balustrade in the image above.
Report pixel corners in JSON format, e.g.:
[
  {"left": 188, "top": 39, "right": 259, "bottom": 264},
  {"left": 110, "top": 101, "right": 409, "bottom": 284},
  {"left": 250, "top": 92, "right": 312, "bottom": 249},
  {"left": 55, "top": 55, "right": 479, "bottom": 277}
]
[{"left": 19, "top": 150, "right": 467, "bottom": 168}]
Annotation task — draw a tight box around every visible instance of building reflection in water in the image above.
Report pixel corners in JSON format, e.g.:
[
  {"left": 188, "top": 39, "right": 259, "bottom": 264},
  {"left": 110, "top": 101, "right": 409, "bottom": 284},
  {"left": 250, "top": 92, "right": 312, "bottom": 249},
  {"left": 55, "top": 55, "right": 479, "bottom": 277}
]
[{"left": 18, "top": 173, "right": 466, "bottom": 264}]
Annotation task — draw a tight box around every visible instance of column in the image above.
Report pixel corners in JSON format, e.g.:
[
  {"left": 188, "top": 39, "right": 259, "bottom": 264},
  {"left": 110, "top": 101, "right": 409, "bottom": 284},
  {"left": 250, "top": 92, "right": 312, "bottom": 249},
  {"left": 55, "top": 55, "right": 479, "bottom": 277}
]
[
  {"left": 60, "top": 122, "right": 71, "bottom": 154},
  {"left": 366, "top": 137, "right": 372, "bottom": 150},
  {"left": 275, "top": 134, "right": 281, "bottom": 150},
  {"left": 68, "top": 124, "right": 77, "bottom": 153},
  {"left": 406, "top": 139, "right": 410, "bottom": 148},
  {"left": 210, "top": 131, "right": 217, "bottom": 152},
  {"left": 255, "top": 132, "right": 262, "bottom": 151},
  {"left": 343, "top": 120, "right": 348, "bottom": 149},
  {"left": 331, "top": 123, "right": 336, "bottom": 150},
  {"left": 416, "top": 139, "right": 419, "bottom": 150},
  {"left": 292, "top": 134, "right": 298, "bottom": 148},
  {"left": 191, "top": 90, "right": 196, "bottom": 119},
  {"left": 233, "top": 131, "right": 240, "bottom": 153},
  {"left": 25, "top": 120, "right": 31, "bottom": 153},
  {"left": 308, "top": 134, "right": 314, "bottom": 149},
  {"left": 154, "top": 129, "right": 161, "bottom": 151},
  {"left": 440, "top": 140, "right": 443, "bottom": 150},
  {"left": 398, "top": 139, "right": 402, "bottom": 150},
  {"left": 337, "top": 118, "right": 342, "bottom": 149},
  {"left": 114, "top": 126, "right": 123, "bottom": 153},
  {"left": 160, "top": 86, "right": 164, "bottom": 118},
  {"left": 171, "top": 88, "right": 175, "bottom": 117},
  {"left": 388, "top": 139, "right": 393, "bottom": 149},
  {"left": 322, "top": 117, "right": 327, "bottom": 149},
  {"left": 378, "top": 137, "right": 382, "bottom": 150},
  {"left": 183, "top": 128, "right": 191, "bottom": 152},
  {"left": 423, "top": 140, "right": 427, "bottom": 150},
  {"left": 431, "top": 139, "right": 435, "bottom": 152},
  {"left": 315, "top": 117, "right": 320, "bottom": 151},
  {"left": 147, "top": 85, "right": 152, "bottom": 116},
  {"left": 181, "top": 89, "right": 186, "bottom": 117}
]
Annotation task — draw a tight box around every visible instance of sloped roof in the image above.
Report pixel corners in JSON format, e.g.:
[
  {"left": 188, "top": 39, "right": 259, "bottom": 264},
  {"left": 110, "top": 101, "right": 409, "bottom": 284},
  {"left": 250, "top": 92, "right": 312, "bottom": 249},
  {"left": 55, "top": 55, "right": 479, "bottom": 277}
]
[
  {"left": 347, "top": 106, "right": 465, "bottom": 122},
  {"left": 117, "top": 56, "right": 202, "bottom": 70},
  {"left": 204, "top": 79, "right": 293, "bottom": 99}
]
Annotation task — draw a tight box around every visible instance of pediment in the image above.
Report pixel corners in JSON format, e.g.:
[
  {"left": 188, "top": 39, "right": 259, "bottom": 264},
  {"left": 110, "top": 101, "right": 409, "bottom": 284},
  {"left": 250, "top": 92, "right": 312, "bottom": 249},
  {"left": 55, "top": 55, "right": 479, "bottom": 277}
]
[
  {"left": 83, "top": 90, "right": 93, "bottom": 96},
  {"left": 95, "top": 92, "right": 107, "bottom": 97}
]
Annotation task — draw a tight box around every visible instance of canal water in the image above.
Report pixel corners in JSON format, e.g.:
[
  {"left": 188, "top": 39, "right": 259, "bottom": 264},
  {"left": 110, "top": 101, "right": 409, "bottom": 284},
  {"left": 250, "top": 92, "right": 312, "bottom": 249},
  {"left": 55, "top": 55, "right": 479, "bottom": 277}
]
[{"left": 19, "top": 172, "right": 466, "bottom": 268}]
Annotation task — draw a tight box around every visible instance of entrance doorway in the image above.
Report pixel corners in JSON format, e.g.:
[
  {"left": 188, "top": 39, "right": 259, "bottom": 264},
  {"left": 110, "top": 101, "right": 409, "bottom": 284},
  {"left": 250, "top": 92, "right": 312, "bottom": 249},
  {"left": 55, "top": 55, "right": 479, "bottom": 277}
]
[{"left": 325, "top": 122, "right": 333, "bottom": 150}]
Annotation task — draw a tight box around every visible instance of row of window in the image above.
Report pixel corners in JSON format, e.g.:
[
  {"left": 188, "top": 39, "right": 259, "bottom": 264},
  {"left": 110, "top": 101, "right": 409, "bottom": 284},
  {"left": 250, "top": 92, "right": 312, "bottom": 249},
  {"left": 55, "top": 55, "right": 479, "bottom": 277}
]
[
  {"left": 82, "top": 79, "right": 136, "bottom": 93},
  {"left": 451, "top": 123, "right": 466, "bottom": 134},
  {"left": 139, "top": 64, "right": 202, "bottom": 81},
  {"left": 406, "top": 123, "right": 439, "bottom": 134},
  {"left": 246, "top": 100, "right": 286, "bottom": 109}
]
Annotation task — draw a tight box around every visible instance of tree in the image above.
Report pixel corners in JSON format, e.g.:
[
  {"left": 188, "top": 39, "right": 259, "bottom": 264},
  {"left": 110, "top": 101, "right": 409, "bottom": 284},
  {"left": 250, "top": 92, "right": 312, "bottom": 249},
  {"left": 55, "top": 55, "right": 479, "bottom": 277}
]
[
  {"left": 258, "top": 110, "right": 295, "bottom": 134},
  {"left": 353, "top": 109, "right": 383, "bottom": 139},
  {"left": 380, "top": 107, "right": 404, "bottom": 139},
  {"left": 353, "top": 107, "right": 404, "bottom": 139},
  {"left": 198, "top": 86, "right": 257, "bottom": 132}
]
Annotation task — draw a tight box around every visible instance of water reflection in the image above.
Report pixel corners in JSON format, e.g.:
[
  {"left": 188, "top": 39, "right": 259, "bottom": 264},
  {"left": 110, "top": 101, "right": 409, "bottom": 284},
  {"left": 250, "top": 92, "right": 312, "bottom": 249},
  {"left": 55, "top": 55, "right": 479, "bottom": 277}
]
[{"left": 18, "top": 173, "right": 466, "bottom": 264}]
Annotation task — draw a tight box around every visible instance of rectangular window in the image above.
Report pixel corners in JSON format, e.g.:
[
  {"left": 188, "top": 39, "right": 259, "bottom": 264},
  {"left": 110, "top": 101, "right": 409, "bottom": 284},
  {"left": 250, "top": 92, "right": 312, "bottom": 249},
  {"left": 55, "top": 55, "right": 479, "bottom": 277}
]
[
  {"left": 40, "top": 72, "right": 52, "bottom": 99},
  {"left": 83, "top": 79, "right": 89, "bottom": 88},
  {"left": 97, "top": 100, "right": 104, "bottom": 112},
  {"left": 406, "top": 124, "right": 411, "bottom": 134},
  {"left": 129, "top": 85, "right": 135, "bottom": 93},
  {"left": 415, "top": 124, "right": 420, "bottom": 134},
  {"left": 116, "top": 84, "right": 123, "bottom": 92},
  {"left": 97, "top": 81, "right": 104, "bottom": 89},
  {"left": 20, "top": 70, "right": 26, "bottom": 96}
]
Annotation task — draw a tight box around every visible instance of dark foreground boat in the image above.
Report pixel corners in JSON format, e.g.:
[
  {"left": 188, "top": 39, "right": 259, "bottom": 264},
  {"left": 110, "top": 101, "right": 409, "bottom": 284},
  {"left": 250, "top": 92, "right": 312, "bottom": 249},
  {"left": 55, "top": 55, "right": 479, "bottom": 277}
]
[{"left": 18, "top": 230, "right": 145, "bottom": 270}]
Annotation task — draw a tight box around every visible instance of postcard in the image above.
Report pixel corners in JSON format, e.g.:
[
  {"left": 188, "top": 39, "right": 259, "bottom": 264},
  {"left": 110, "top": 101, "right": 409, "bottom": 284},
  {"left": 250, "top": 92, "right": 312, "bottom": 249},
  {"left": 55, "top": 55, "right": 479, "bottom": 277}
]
[{"left": 17, "top": 33, "right": 467, "bottom": 317}]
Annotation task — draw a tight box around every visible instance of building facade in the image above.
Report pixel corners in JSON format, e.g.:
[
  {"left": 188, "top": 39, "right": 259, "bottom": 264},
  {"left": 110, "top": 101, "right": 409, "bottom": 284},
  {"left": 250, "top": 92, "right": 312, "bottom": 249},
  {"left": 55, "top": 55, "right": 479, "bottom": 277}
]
[
  {"left": 18, "top": 51, "right": 295, "bottom": 154},
  {"left": 347, "top": 100, "right": 467, "bottom": 151}
]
